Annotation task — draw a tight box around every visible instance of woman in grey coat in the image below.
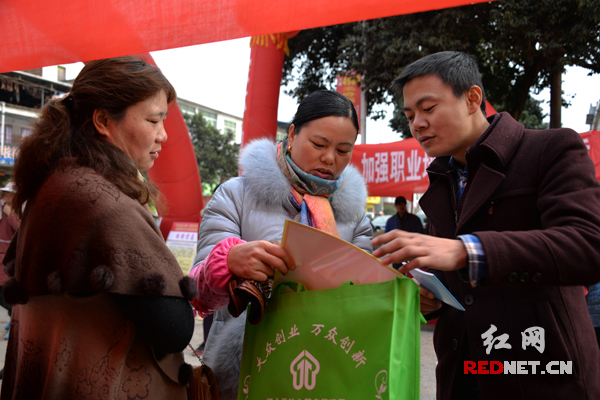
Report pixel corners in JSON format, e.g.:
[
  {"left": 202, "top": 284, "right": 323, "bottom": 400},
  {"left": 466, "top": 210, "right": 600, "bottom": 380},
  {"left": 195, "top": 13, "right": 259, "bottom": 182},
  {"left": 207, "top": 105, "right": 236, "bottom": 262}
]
[{"left": 189, "top": 90, "right": 372, "bottom": 399}]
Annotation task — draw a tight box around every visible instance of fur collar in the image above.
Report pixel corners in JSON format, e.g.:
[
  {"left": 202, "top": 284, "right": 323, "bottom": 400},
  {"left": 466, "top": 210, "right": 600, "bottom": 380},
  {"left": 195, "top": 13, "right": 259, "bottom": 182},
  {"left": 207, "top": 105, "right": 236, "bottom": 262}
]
[{"left": 239, "top": 138, "right": 367, "bottom": 224}]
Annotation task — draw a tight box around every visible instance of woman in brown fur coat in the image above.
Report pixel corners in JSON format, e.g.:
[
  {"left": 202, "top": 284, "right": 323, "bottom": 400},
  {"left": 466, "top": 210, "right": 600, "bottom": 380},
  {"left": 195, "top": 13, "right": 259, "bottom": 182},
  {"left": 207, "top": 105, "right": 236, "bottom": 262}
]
[{"left": 1, "top": 57, "right": 197, "bottom": 400}]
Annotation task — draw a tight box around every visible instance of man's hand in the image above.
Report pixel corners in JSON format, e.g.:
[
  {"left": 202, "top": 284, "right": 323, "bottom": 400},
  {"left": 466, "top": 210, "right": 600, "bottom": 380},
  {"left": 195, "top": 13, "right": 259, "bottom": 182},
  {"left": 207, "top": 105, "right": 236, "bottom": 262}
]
[
  {"left": 227, "top": 240, "right": 296, "bottom": 281},
  {"left": 415, "top": 279, "right": 442, "bottom": 315},
  {"left": 372, "top": 230, "right": 467, "bottom": 274}
]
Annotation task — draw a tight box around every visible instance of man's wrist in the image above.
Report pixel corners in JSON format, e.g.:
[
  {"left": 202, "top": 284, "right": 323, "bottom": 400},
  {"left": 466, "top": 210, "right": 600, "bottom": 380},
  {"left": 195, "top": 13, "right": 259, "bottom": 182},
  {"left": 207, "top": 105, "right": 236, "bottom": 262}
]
[{"left": 458, "top": 234, "right": 488, "bottom": 286}]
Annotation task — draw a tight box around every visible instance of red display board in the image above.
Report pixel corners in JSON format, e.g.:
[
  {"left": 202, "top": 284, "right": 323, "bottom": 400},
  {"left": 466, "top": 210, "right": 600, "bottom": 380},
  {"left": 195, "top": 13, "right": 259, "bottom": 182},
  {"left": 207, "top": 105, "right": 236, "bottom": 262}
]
[{"left": 337, "top": 74, "right": 362, "bottom": 124}]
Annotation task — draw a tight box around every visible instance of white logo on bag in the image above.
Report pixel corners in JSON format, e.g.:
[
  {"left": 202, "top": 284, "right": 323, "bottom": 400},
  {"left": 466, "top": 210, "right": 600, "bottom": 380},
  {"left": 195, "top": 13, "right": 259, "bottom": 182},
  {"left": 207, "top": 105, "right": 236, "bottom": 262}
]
[{"left": 290, "top": 350, "right": 320, "bottom": 390}]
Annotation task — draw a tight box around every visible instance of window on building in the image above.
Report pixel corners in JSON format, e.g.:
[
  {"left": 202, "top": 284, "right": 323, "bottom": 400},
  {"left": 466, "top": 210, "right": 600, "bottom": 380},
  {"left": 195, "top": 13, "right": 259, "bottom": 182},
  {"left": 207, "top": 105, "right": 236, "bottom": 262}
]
[
  {"left": 224, "top": 120, "right": 236, "bottom": 136},
  {"left": 202, "top": 111, "right": 217, "bottom": 127},
  {"left": 178, "top": 103, "right": 196, "bottom": 116},
  {"left": 21, "top": 127, "right": 32, "bottom": 138},
  {"left": 57, "top": 66, "right": 66, "bottom": 81}
]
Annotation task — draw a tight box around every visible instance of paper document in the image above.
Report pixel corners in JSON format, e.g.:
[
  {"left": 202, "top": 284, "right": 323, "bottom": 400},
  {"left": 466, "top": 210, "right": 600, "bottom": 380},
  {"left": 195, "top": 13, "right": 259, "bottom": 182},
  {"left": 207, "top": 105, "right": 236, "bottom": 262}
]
[
  {"left": 277, "top": 220, "right": 402, "bottom": 290},
  {"left": 410, "top": 268, "right": 465, "bottom": 311}
]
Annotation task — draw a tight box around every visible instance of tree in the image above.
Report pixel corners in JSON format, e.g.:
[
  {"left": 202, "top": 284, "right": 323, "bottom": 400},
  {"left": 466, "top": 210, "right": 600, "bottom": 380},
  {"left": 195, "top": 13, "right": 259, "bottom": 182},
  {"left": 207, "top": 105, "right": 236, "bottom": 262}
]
[
  {"left": 186, "top": 112, "right": 240, "bottom": 194},
  {"left": 283, "top": 0, "right": 600, "bottom": 132},
  {"left": 481, "top": 0, "right": 600, "bottom": 127}
]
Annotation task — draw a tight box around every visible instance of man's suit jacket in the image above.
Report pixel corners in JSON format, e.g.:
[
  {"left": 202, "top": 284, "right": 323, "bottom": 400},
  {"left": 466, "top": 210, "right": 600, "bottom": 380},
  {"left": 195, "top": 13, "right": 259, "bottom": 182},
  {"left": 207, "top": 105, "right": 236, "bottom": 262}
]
[{"left": 421, "top": 112, "right": 600, "bottom": 400}]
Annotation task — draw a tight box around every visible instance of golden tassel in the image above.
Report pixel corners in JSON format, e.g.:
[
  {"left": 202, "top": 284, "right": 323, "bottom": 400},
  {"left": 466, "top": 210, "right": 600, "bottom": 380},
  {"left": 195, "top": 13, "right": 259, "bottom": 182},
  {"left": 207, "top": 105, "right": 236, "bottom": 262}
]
[{"left": 250, "top": 33, "right": 290, "bottom": 55}]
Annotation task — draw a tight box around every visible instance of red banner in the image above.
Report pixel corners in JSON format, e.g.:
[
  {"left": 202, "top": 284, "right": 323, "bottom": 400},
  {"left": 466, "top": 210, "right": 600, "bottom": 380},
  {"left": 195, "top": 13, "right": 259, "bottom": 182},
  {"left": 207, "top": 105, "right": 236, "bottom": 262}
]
[
  {"left": 337, "top": 74, "right": 362, "bottom": 121},
  {"left": 352, "top": 129, "right": 600, "bottom": 198},
  {"left": 580, "top": 130, "right": 600, "bottom": 182},
  {"left": 350, "top": 138, "right": 433, "bottom": 198}
]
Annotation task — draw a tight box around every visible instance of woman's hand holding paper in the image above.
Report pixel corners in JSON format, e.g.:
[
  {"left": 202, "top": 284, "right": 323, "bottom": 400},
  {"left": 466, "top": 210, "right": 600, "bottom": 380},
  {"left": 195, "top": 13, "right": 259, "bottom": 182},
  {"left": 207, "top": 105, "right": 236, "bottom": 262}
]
[{"left": 228, "top": 240, "right": 296, "bottom": 281}]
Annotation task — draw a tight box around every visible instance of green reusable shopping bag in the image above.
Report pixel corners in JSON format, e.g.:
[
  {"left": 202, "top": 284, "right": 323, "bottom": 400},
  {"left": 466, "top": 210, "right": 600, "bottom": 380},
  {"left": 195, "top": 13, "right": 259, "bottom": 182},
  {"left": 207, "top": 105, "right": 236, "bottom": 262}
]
[{"left": 237, "top": 276, "right": 425, "bottom": 400}]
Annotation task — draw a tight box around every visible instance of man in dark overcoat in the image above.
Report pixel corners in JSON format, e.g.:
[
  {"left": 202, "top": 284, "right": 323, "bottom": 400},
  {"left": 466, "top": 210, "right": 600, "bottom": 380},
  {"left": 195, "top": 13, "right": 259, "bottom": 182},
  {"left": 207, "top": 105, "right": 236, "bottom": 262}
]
[{"left": 373, "top": 51, "right": 600, "bottom": 400}]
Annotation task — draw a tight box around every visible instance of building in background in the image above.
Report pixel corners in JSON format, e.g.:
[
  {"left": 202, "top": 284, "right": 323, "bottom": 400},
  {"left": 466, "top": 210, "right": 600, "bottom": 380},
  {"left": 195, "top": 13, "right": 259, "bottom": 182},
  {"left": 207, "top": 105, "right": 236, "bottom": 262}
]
[
  {"left": 587, "top": 100, "right": 600, "bottom": 131},
  {"left": 1, "top": 66, "right": 257, "bottom": 183},
  {"left": 0, "top": 68, "right": 72, "bottom": 182},
  {"left": 177, "top": 97, "right": 244, "bottom": 144}
]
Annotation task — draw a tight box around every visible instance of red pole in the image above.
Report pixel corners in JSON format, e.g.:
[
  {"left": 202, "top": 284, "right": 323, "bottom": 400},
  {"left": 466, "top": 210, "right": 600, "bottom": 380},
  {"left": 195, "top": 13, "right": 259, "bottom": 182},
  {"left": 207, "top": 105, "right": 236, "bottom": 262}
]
[{"left": 242, "top": 33, "right": 298, "bottom": 146}]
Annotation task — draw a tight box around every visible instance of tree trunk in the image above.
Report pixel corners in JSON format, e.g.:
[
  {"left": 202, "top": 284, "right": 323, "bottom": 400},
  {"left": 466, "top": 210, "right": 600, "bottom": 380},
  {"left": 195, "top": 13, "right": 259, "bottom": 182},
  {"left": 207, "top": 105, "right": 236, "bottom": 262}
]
[
  {"left": 510, "top": 65, "right": 540, "bottom": 122},
  {"left": 549, "top": 66, "right": 563, "bottom": 129}
]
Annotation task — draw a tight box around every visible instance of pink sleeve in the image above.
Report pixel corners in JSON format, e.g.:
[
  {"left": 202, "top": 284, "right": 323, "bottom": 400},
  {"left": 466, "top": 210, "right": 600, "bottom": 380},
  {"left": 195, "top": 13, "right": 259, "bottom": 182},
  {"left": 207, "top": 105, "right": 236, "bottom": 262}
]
[{"left": 190, "top": 237, "right": 246, "bottom": 317}]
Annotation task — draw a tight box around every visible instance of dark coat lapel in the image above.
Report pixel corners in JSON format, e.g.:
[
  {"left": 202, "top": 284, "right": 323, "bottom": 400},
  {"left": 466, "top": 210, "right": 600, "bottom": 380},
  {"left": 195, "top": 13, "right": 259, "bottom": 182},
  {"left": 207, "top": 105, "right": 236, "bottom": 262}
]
[
  {"left": 457, "top": 164, "right": 504, "bottom": 232},
  {"left": 458, "top": 113, "right": 524, "bottom": 232},
  {"left": 422, "top": 112, "right": 525, "bottom": 236},
  {"left": 420, "top": 159, "right": 456, "bottom": 239}
]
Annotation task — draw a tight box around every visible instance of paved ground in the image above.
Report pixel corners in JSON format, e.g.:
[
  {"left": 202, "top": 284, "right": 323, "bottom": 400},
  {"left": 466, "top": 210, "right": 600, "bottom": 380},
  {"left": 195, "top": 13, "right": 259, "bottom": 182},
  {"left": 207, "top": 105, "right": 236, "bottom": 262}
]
[{"left": 0, "top": 308, "right": 437, "bottom": 398}]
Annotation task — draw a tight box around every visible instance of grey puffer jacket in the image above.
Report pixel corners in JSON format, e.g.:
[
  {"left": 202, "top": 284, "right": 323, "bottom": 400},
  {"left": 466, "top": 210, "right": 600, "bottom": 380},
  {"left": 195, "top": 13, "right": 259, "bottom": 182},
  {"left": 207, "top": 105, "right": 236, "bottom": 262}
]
[
  {"left": 196, "top": 138, "right": 373, "bottom": 400},
  {"left": 195, "top": 138, "right": 372, "bottom": 262}
]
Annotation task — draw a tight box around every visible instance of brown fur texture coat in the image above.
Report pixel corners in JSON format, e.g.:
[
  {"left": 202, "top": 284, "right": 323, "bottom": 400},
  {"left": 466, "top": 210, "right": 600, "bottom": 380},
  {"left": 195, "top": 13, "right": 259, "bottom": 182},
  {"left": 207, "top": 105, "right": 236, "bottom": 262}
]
[{"left": 1, "top": 163, "right": 197, "bottom": 399}]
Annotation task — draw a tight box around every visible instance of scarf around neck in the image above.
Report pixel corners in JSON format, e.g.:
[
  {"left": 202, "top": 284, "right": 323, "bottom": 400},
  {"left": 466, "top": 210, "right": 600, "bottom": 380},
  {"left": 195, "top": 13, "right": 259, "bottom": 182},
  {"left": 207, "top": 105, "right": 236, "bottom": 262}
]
[{"left": 276, "top": 139, "right": 342, "bottom": 237}]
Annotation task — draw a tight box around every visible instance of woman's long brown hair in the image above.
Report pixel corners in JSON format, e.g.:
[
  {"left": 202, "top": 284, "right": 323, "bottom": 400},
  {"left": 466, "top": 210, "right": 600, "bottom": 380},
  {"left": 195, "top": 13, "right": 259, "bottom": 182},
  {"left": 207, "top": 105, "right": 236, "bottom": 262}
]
[{"left": 12, "top": 56, "right": 176, "bottom": 217}]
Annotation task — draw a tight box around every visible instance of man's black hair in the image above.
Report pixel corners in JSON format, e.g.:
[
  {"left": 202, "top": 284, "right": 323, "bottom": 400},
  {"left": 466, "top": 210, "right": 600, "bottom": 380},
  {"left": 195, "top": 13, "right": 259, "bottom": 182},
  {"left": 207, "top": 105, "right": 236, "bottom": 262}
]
[{"left": 390, "top": 51, "right": 487, "bottom": 116}]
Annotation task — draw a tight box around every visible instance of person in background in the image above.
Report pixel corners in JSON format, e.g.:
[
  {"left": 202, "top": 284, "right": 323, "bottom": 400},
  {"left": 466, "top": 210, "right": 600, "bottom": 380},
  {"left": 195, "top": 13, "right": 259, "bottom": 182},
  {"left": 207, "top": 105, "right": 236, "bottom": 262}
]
[
  {"left": 385, "top": 196, "right": 425, "bottom": 234},
  {"left": 189, "top": 90, "right": 372, "bottom": 399},
  {"left": 1, "top": 56, "right": 196, "bottom": 399},
  {"left": 0, "top": 181, "right": 20, "bottom": 380},
  {"left": 374, "top": 51, "right": 600, "bottom": 399},
  {"left": 0, "top": 182, "right": 20, "bottom": 341},
  {"left": 385, "top": 196, "right": 424, "bottom": 270}
]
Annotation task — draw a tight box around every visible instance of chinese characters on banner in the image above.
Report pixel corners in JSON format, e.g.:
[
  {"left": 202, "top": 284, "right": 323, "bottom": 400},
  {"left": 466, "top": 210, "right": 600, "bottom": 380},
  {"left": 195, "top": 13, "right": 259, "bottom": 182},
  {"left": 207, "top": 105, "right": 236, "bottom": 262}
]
[
  {"left": 349, "top": 138, "right": 434, "bottom": 197},
  {"left": 336, "top": 74, "right": 361, "bottom": 123},
  {"left": 350, "top": 130, "right": 600, "bottom": 198}
]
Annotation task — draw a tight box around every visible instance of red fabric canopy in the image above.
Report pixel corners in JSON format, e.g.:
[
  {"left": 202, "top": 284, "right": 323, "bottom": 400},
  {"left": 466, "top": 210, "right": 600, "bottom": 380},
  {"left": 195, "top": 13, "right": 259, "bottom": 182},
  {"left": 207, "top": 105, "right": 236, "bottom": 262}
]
[{"left": 1, "top": 0, "right": 492, "bottom": 73}]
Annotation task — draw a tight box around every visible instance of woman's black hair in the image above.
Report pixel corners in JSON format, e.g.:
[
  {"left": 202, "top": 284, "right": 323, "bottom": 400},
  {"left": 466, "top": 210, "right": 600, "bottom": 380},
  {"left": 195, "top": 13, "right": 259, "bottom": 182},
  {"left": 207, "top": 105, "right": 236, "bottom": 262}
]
[{"left": 289, "top": 90, "right": 360, "bottom": 136}]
